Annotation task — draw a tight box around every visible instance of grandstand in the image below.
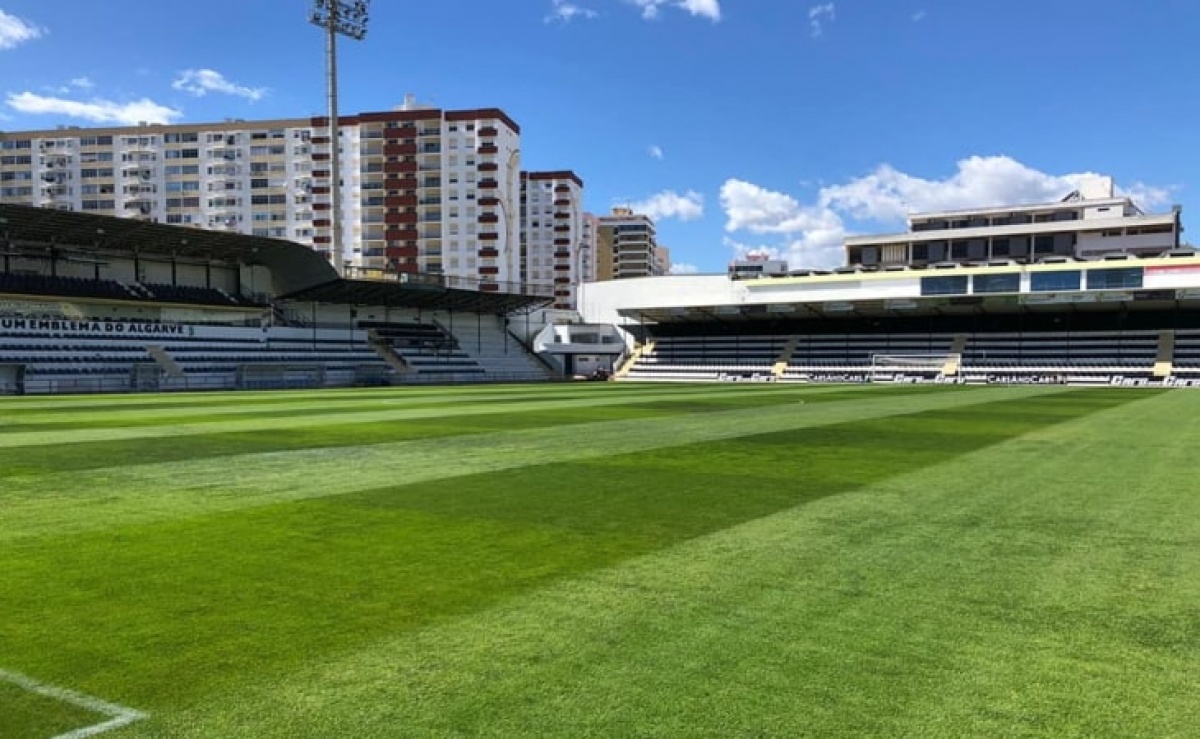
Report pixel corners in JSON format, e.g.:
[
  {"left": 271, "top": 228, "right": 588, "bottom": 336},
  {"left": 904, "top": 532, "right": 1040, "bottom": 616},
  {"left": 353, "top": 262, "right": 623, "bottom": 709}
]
[
  {"left": 0, "top": 204, "right": 557, "bottom": 394},
  {"left": 583, "top": 257, "right": 1200, "bottom": 388},
  {"left": 579, "top": 186, "right": 1200, "bottom": 388}
]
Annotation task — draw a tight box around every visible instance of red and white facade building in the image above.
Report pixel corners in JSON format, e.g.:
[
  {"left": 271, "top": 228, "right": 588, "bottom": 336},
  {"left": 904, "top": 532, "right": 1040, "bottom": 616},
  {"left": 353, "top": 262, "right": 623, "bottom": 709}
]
[{"left": 521, "top": 171, "right": 586, "bottom": 309}]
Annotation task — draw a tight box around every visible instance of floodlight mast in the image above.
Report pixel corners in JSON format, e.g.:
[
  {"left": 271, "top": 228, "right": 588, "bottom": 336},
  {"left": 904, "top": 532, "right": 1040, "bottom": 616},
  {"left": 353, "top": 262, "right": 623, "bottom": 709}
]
[{"left": 309, "top": 0, "right": 370, "bottom": 276}]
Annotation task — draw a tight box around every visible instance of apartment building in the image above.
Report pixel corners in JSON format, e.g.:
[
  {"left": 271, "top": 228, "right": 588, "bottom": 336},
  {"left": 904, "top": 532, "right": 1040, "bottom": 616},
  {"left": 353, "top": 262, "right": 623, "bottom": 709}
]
[
  {"left": 0, "top": 104, "right": 526, "bottom": 292},
  {"left": 844, "top": 177, "right": 1183, "bottom": 268},
  {"left": 520, "top": 170, "right": 585, "bottom": 309},
  {"left": 594, "top": 207, "right": 659, "bottom": 280}
]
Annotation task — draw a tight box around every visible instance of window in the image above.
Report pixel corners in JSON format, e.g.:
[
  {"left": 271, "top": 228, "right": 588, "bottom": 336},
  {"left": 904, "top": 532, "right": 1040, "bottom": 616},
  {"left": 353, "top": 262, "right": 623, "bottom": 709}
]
[
  {"left": 1087, "top": 268, "right": 1143, "bottom": 290},
  {"left": 973, "top": 273, "right": 1020, "bottom": 294},
  {"left": 920, "top": 275, "right": 969, "bottom": 296},
  {"left": 1029, "top": 271, "right": 1081, "bottom": 292}
]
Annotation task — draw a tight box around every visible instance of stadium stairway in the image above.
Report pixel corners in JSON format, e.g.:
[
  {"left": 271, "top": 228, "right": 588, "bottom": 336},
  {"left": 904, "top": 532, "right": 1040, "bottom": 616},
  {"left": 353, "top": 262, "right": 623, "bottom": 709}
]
[
  {"left": 615, "top": 340, "right": 654, "bottom": 379},
  {"left": 447, "top": 315, "right": 557, "bottom": 383},
  {"left": 1154, "top": 330, "right": 1175, "bottom": 378},
  {"left": 145, "top": 345, "right": 185, "bottom": 379},
  {"left": 772, "top": 336, "right": 801, "bottom": 379}
]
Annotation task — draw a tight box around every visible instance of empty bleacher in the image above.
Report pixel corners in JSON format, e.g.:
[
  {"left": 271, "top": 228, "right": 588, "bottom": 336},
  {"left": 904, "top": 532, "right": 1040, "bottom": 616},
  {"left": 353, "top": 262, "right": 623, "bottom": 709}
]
[
  {"left": 362, "top": 321, "right": 485, "bottom": 382},
  {"left": 958, "top": 331, "right": 1159, "bottom": 382},
  {"left": 1, "top": 321, "right": 392, "bottom": 394},
  {"left": 624, "top": 334, "right": 787, "bottom": 381},
  {"left": 140, "top": 282, "right": 247, "bottom": 307},
  {"left": 622, "top": 324, "right": 1168, "bottom": 384},
  {"left": 0, "top": 272, "right": 140, "bottom": 302},
  {"left": 782, "top": 333, "right": 958, "bottom": 380},
  {"left": 1169, "top": 330, "right": 1200, "bottom": 377}
]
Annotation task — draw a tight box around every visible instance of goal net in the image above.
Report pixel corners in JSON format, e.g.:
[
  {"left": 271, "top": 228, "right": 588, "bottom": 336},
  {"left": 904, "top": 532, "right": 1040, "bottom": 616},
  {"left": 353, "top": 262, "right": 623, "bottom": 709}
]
[{"left": 869, "top": 353, "right": 960, "bottom": 382}]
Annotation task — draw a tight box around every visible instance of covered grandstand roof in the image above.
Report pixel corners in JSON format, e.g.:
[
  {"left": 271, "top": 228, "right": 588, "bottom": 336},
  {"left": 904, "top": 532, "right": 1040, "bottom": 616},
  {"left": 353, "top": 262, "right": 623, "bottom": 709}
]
[
  {"left": 279, "top": 278, "right": 552, "bottom": 314},
  {"left": 0, "top": 204, "right": 337, "bottom": 294}
]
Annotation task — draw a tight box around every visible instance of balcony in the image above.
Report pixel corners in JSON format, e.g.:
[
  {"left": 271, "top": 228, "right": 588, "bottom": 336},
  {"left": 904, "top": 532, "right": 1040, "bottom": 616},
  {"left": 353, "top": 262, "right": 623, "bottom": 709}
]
[
  {"left": 478, "top": 179, "right": 499, "bottom": 190},
  {"left": 479, "top": 232, "right": 499, "bottom": 241},
  {"left": 554, "top": 198, "right": 571, "bottom": 206},
  {"left": 477, "top": 144, "right": 498, "bottom": 155},
  {"left": 478, "top": 213, "right": 499, "bottom": 224},
  {"left": 478, "top": 162, "right": 498, "bottom": 172},
  {"left": 478, "top": 126, "right": 499, "bottom": 137},
  {"left": 382, "top": 161, "right": 412, "bottom": 175},
  {"left": 478, "top": 248, "right": 499, "bottom": 258}
]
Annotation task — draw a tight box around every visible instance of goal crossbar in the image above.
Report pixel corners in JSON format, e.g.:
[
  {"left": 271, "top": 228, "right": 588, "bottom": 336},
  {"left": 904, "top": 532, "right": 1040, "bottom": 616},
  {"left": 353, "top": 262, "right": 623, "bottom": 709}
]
[{"left": 869, "top": 353, "right": 961, "bottom": 381}]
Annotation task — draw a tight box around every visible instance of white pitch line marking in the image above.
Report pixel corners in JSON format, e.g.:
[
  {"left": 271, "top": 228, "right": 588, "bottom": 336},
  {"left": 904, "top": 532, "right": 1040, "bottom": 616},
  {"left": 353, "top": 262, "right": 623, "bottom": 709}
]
[{"left": 0, "top": 668, "right": 148, "bottom": 738}]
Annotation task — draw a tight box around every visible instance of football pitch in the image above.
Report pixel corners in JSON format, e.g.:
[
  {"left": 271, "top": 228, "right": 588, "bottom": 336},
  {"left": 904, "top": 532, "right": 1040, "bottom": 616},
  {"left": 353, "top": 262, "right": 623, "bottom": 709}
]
[{"left": 2, "top": 382, "right": 1198, "bottom": 737}]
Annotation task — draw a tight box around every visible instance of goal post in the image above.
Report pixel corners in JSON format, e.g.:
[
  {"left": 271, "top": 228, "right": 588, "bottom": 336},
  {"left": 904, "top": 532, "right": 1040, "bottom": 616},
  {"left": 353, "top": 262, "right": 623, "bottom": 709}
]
[{"left": 869, "top": 353, "right": 961, "bottom": 382}]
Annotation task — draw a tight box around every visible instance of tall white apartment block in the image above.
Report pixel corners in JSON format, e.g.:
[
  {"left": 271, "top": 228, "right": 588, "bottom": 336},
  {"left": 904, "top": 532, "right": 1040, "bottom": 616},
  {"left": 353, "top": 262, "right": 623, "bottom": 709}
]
[
  {"left": 579, "top": 212, "right": 599, "bottom": 285},
  {"left": 0, "top": 105, "right": 526, "bottom": 292},
  {"left": 845, "top": 177, "right": 1183, "bottom": 268},
  {"left": 0, "top": 120, "right": 319, "bottom": 244},
  {"left": 521, "top": 171, "right": 585, "bottom": 309}
]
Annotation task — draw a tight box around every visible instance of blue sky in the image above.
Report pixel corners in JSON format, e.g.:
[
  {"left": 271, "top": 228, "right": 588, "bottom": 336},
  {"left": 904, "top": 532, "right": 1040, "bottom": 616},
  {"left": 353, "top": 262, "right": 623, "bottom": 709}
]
[{"left": 1, "top": 0, "right": 1197, "bottom": 272}]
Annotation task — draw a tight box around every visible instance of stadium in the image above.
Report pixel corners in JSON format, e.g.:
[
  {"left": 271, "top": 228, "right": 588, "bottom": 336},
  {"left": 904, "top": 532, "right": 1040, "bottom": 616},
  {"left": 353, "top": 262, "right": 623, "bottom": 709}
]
[{"left": 3, "top": 178, "right": 1200, "bottom": 737}]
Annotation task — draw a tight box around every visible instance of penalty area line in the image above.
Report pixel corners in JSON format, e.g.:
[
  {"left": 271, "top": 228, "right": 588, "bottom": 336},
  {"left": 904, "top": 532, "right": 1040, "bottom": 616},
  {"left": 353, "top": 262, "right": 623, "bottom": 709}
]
[{"left": 0, "top": 667, "right": 148, "bottom": 738}]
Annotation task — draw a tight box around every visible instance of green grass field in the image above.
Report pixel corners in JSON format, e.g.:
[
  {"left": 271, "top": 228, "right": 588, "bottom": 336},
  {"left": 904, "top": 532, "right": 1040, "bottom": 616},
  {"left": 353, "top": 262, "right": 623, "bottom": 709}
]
[{"left": 2, "top": 382, "right": 1198, "bottom": 737}]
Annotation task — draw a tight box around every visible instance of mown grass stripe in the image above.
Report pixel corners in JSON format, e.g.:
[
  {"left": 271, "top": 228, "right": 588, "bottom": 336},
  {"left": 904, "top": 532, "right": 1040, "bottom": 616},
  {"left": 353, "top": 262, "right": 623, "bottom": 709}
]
[
  {"left": 0, "top": 385, "right": 1060, "bottom": 541},
  {"left": 0, "top": 384, "right": 884, "bottom": 446},
  {"left": 135, "top": 390, "right": 1198, "bottom": 738},
  {"left": 0, "top": 383, "right": 883, "bottom": 432}
]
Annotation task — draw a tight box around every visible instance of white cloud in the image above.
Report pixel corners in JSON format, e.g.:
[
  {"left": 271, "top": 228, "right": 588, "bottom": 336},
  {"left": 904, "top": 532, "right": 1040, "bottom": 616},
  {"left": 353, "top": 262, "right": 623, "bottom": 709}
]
[
  {"left": 628, "top": 0, "right": 721, "bottom": 21},
  {"left": 721, "top": 156, "right": 1174, "bottom": 270},
  {"left": 69, "top": 76, "right": 94, "bottom": 89},
  {"left": 648, "top": 144, "right": 664, "bottom": 160},
  {"left": 171, "top": 69, "right": 266, "bottom": 101},
  {"left": 911, "top": 10, "right": 927, "bottom": 22},
  {"left": 720, "top": 179, "right": 841, "bottom": 235},
  {"left": 5, "top": 91, "right": 182, "bottom": 125},
  {"left": 670, "top": 262, "right": 700, "bottom": 275},
  {"left": 0, "top": 9, "right": 42, "bottom": 50},
  {"left": 545, "top": 0, "right": 598, "bottom": 23},
  {"left": 629, "top": 189, "right": 705, "bottom": 222},
  {"left": 809, "top": 3, "right": 835, "bottom": 37}
]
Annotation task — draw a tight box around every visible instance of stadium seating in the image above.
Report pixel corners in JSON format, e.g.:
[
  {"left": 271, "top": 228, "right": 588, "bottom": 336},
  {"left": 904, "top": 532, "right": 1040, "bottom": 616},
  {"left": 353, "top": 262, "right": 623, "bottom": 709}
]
[
  {"left": 361, "top": 321, "right": 486, "bottom": 382},
  {"left": 623, "top": 327, "right": 1164, "bottom": 384},
  {"left": 140, "top": 282, "right": 247, "bottom": 307},
  {"left": 1, "top": 322, "right": 392, "bottom": 394},
  {"left": 624, "top": 334, "right": 787, "bottom": 381},
  {"left": 0, "top": 272, "right": 139, "bottom": 302},
  {"left": 958, "top": 331, "right": 1159, "bottom": 382},
  {"left": 1171, "top": 329, "right": 1200, "bottom": 376}
]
